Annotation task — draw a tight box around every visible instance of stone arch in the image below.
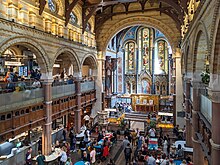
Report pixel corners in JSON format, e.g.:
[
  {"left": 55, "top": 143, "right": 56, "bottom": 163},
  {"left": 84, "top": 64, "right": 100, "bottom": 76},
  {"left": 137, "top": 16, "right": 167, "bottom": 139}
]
[
  {"left": 209, "top": 1, "right": 220, "bottom": 74},
  {"left": 0, "top": 36, "right": 50, "bottom": 73},
  {"left": 213, "top": 21, "right": 220, "bottom": 74},
  {"left": 192, "top": 22, "right": 209, "bottom": 80},
  {"left": 97, "top": 16, "right": 179, "bottom": 54},
  {"left": 81, "top": 53, "right": 97, "bottom": 69},
  {"left": 54, "top": 47, "right": 80, "bottom": 73}
]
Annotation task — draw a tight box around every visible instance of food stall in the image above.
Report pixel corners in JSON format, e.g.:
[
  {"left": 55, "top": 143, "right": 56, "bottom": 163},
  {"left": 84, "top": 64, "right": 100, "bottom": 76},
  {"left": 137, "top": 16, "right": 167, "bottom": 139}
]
[
  {"left": 104, "top": 108, "right": 123, "bottom": 124},
  {"left": 156, "top": 112, "right": 174, "bottom": 129}
]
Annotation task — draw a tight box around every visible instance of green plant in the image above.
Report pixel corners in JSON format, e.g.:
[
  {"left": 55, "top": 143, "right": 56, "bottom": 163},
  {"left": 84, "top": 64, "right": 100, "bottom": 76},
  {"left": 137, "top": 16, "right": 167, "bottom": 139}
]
[{"left": 201, "top": 71, "right": 210, "bottom": 84}]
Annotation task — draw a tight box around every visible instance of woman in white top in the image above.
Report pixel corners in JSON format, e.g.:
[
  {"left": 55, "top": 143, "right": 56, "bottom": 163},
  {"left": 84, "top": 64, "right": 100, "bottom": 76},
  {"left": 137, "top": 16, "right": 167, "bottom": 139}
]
[{"left": 60, "top": 146, "right": 67, "bottom": 165}]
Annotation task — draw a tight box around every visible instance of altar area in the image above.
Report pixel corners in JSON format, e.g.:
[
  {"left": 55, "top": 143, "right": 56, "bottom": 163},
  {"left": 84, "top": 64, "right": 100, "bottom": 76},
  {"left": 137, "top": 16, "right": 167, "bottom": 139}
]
[{"left": 131, "top": 94, "right": 159, "bottom": 112}]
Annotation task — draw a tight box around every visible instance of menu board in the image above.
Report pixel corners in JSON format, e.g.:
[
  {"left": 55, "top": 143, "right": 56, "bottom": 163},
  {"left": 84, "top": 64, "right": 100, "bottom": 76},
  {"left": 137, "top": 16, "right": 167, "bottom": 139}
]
[{"left": 19, "top": 66, "right": 28, "bottom": 77}]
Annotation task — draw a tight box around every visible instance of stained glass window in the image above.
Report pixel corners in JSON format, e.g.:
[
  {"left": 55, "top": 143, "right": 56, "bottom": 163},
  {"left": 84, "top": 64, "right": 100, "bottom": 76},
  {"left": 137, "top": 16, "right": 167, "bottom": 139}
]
[
  {"left": 70, "top": 12, "right": 77, "bottom": 24},
  {"left": 157, "top": 40, "right": 168, "bottom": 73},
  {"left": 125, "top": 42, "right": 135, "bottom": 72},
  {"left": 138, "top": 28, "right": 152, "bottom": 73},
  {"left": 48, "top": 0, "right": 57, "bottom": 13}
]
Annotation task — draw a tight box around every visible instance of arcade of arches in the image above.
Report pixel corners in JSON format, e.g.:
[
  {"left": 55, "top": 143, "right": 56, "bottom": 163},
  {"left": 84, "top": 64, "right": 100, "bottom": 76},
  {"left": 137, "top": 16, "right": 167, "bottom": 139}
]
[{"left": 0, "top": 0, "right": 219, "bottom": 164}]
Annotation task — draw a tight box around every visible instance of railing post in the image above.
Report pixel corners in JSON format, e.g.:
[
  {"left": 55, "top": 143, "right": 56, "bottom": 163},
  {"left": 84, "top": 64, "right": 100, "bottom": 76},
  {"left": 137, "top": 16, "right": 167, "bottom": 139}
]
[{"left": 75, "top": 79, "right": 82, "bottom": 133}]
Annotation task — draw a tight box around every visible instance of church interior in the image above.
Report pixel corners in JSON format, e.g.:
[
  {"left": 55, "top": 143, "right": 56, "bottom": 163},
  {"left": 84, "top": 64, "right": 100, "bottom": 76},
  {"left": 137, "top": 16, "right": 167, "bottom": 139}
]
[{"left": 0, "top": 0, "right": 219, "bottom": 165}]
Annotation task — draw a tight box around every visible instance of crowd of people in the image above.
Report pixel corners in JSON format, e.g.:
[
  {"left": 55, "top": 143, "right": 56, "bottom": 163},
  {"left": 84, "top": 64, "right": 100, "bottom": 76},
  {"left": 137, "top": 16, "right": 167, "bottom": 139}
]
[
  {"left": 120, "top": 125, "right": 192, "bottom": 165},
  {"left": 0, "top": 68, "right": 42, "bottom": 93}
]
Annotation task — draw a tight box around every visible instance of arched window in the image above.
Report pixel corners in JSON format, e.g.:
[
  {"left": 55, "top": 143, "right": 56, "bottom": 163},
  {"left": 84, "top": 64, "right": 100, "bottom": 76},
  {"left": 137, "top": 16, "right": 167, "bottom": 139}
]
[
  {"left": 70, "top": 12, "right": 78, "bottom": 25},
  {"left": 137, "top": 28, "right": 153, "bottom": 72},
  {"left": 85, "top": 23, "right": 91, "bottom": 32},
  {"left": 157, "top": 40, "right": 168, "bottom": 74},
  {"left": 125, "top": 41, "right": 135, "bottom": 73},
  {"left": 48, "top": 0, "right": 57, "bottom": 13}
]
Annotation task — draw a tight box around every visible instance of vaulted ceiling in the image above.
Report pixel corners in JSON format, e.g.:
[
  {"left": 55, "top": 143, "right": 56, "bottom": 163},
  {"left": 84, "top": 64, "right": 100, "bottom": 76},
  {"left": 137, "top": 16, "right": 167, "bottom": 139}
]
[{"left": 39, "top": 0, "right": 189, "bottom": 33}]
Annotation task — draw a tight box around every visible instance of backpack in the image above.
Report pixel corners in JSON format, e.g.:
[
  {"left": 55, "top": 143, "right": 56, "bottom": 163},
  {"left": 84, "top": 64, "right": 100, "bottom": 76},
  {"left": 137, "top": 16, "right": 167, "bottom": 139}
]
[{"left": 124, "top": 147, "right": 132, "bottom": 156}]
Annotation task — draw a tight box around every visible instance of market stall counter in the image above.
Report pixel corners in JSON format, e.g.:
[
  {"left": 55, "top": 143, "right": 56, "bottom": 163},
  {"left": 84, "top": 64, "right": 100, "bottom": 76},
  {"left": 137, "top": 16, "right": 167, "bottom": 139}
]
[{"left": 33, "top": 148, "right": 61, "bottom": 165}]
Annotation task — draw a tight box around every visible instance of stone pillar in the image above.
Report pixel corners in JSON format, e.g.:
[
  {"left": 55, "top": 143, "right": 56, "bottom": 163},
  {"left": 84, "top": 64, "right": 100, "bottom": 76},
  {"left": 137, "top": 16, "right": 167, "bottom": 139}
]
[
  {"left": 92, "top": 52, "right": 104, "bottom": 116},
  {"left": 184, "top": 78, "right": 192, "bottom": 147},
  {"left": 174, "top": 48, "right": 184, "bottom": 126},
  {"left": 42, "top": 73, "right": 53, "bottom": 155},
  {"left": 75, "top": 79, "right": 82, "bottom": 133},
  {"left": 208, "top": 76, "right": 220, "bottom": 165},
  {"left": 191, "top": 80, "right": 203, "bottom": 165}
]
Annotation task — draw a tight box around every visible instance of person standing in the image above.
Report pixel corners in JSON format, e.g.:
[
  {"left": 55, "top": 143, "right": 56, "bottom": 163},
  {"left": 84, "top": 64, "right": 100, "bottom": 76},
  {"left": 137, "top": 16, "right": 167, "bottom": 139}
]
[
  {"left": 90, "top": 147, "right": 96, "bottom": 165},
  {"left": 36, "top": 150, "right": 45, "bottom": 165},
  {"left": 63, "top": 127, "right": 67, "bottom": 142},
  {"left": 26, "top": 147, "right": 32, "bottom": 165},
  {"left": 123, "top": 136, "right": 130, "bottom": 149},
  {"left": 146, "top": 153, "right": 156, "bottom": 165},
  {"left": 60, "top": 146, "right": 67, "bottom": 165},
  {"left": 124, "top": 143, "right": 132, "bottom": 165}
]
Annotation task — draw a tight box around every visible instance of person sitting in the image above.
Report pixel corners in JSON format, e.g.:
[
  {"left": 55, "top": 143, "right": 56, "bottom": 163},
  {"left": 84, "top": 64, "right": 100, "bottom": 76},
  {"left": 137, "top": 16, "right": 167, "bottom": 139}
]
[
  {"left": 18, "top": 78, "right": 26, "bottom": 91},
  {"left": 32, "top": 78, "right": 41, "bottom": 88}
]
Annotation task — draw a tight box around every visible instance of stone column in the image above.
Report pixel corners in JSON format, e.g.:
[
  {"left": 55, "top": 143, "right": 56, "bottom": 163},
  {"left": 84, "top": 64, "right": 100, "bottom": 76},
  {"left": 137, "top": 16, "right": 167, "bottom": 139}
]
[
  {"left": 92, "top": 52, "right": 104, "bottom": 117},
  {"left": 191, "top": 80, "right": 204, "bottom": 165},
  {"left": 208, "top": 75, "right": 220, "bottom": 165},
  {"left": 75, "top": 79, "right": 82, "bottom": 133},
  {"left": 42, "top": 73, "right": 53, "bottom": 155},
  {"left": 184, "top": 78, "right": 192, "bottom": 147},
  {"left": 174, "top": 48, "right": 184, "bottom": 126}
]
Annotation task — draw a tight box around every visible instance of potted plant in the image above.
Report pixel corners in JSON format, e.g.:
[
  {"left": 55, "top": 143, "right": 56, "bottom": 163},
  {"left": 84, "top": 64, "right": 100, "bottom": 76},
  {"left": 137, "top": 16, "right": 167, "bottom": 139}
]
[{"left": 201, "top": 70, "right": 210, "bottom": 84}]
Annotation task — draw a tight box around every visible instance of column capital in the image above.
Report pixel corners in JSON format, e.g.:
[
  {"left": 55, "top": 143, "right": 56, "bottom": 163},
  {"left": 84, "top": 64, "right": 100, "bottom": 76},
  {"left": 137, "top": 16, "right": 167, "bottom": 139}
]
[
  {"left": 210, "top": 139, "right": 220, "bottom": 150},
  {"left": 207, "top": 87, "right": 220, "bottom": 103},
  {"left": 41, "top": 72, "right": 53, "bottom": 83},
  {"left": 183, "top": 76, "right": 191, "bottom": 83},
  {"left": 73, "top": 72, "right": 82, "bottom": 79},
  {"left": 190, "top": 80, "right": 206, "bottom": 89}
]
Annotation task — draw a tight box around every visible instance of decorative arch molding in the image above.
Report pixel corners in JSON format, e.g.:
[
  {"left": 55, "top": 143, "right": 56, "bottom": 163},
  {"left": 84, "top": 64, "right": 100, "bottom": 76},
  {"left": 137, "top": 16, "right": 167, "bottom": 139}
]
[
  {"left": 191, "top": 21, "right": 209, "bottom": 55},
  {"left": 0, "top": 36, "right": 50, "bottom": 73},
  {"left": 54, "top": 46, "right": 80, "bottom": 73},
  {"left": 81, "top": 53, "right": 98, "bottom": 69},
  {"left": 97, "top": 16, "right": 180, "bottom": 53},
  {"left": 192, "top": 21, "right": 209, "bottom": 76},
  {"left": 123, "top": 39, "right": 137, "bottom": 48},
  {"left": 153, "top": 37, "right": 169, "bottom": 45},
  {"left": 209, "top": 0, "right": 220, "bottom": 74}
]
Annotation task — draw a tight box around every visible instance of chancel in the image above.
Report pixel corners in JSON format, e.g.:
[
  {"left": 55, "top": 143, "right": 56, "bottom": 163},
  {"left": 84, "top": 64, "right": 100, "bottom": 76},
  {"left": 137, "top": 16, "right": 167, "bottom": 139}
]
[{"left": 0, "top": 0, "right": 219, "bottom": 165}]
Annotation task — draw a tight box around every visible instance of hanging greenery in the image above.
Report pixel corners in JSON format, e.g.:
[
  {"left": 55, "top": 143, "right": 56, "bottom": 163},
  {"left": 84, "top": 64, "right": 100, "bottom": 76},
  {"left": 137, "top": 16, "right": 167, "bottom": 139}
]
[{"left": 201, "top": 71, "right": 210, "bottom": 84}]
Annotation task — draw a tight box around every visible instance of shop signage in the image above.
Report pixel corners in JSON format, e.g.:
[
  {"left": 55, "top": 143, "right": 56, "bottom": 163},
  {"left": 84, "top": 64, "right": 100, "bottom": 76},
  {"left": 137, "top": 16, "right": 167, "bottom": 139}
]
[{"left": 5, "top": 61, "right": 22, "bottom": 66}]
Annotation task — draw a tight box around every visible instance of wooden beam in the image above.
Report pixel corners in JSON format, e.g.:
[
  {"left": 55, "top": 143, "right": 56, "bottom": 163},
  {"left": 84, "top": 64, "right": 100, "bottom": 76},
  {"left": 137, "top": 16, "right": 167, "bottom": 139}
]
[
  {"left": 85, "top": 0, "right": 137, "bottom": 8},
  {"left": 180, "top": 0, "right": 189, "bottom": 13},
  {"left": 123, "top": 3, "right": 130, "bottom": 14},
  {"left": 158, "top": 0, "right": 183, "bottom": 17},
  {"left": 95, "top": 7, "right": 172, "bottom": 30},
  {"left": 65, "top": 0, "right": 80, "bottom": 26},
  {"left": 39, "top": 0, "right": 46, "bottom": 15},
  {"left": 83, "top": 6, "right": 98, "bottom": 33},
  {"left": 160, "top": 9, "right": 182, "bottom": 30}
]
